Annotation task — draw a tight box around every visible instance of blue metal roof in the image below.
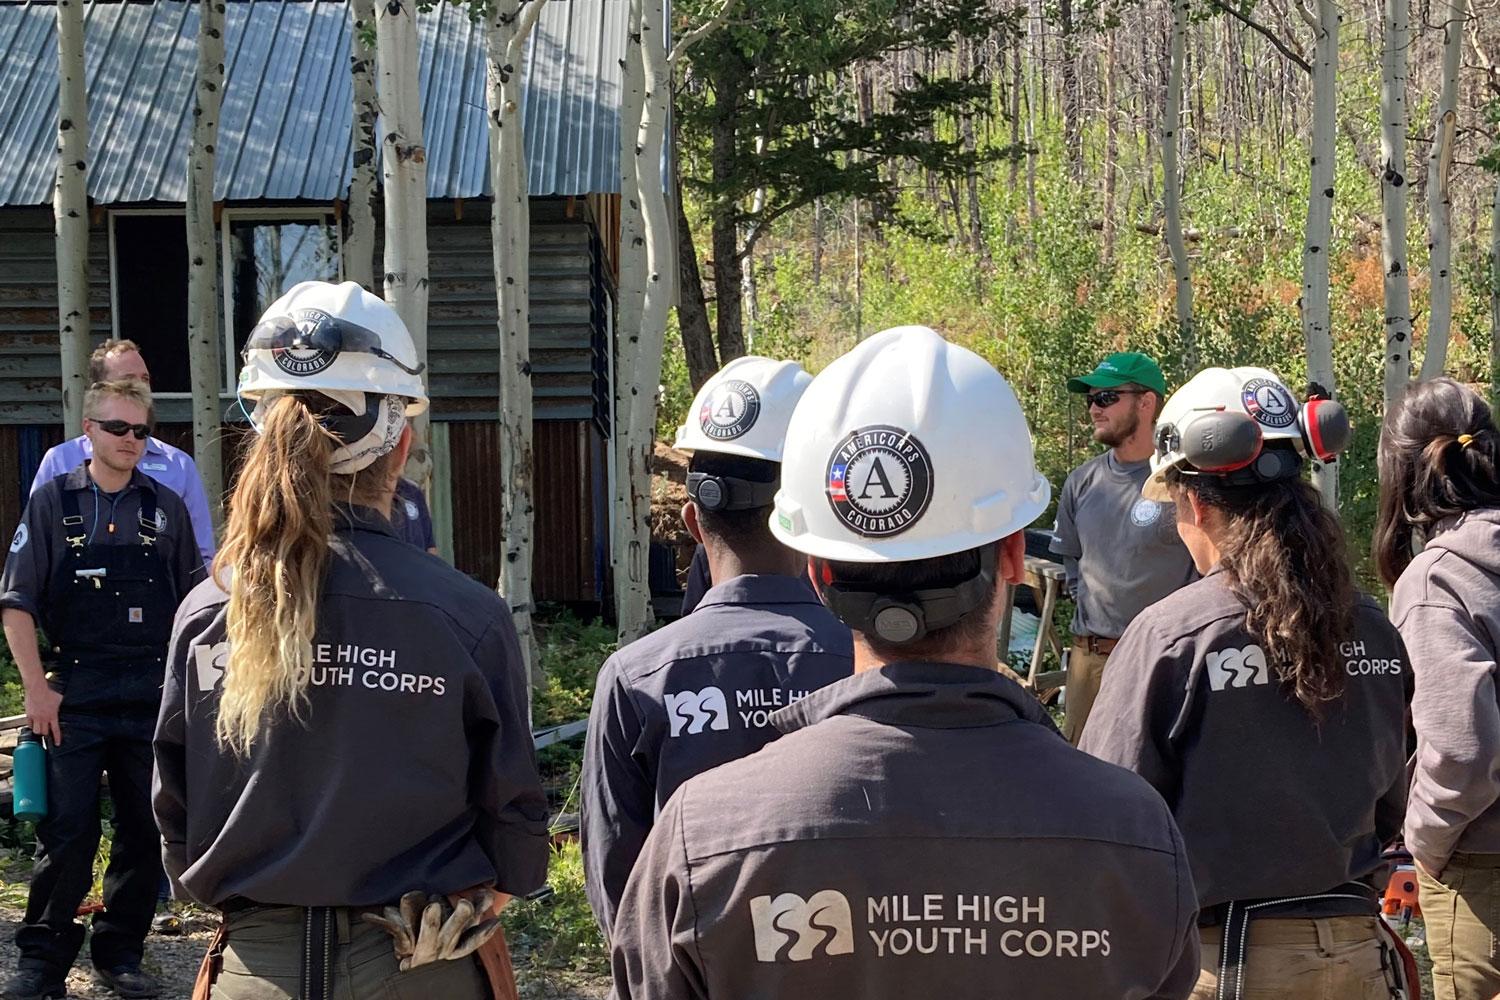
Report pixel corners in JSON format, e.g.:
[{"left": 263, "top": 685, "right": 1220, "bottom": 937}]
[{"left": 0, "top": 0, "right": 626, "bottom": 206}]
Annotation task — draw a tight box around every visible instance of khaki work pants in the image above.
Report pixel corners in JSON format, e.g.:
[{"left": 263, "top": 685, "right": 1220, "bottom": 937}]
[
  {"left": 1191, "top": 916, "right": 1391, "bottom": 1000},
  {"left": 1062, "top": 642, "right": 1111, "bottom": 745},
  {"left": 210, "top": 905, "right": 490, "bottom": 1000},
  {"left": 1420, "top": 853, "right": 1500, "bottom": 1000}
]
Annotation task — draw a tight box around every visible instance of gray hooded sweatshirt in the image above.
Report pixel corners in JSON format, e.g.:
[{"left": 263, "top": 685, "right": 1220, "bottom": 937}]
[{"left": 1391, "top": 508, "right": 1500, "bottom": 872}]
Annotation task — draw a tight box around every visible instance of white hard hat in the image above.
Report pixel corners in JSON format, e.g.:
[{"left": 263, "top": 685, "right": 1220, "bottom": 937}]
[
  {"left": 674, "top": 356, "right": 812, "bottom": 461},
  {"left": 237, "top": 280, "right": 429, "bottom": 415},
  {"left": 770, "top": 325, "right": 1051, "bottom": 563},
  {"left": 1144, "top": 365, "right": 1350, "bottom": 501}
]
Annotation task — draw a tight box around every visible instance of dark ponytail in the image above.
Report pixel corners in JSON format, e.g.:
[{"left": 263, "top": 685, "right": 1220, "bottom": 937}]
[
  {"left": 1374, "top": 378, "right": 1500, "bottom": 587},
  {"left": 1169, "top": 466, "right": 1356, "bottom": 714}
]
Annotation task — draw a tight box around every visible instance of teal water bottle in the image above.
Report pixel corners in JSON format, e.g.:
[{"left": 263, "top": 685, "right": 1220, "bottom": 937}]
[{"left": 13, "top": 727, "right": 47, "bottom": 822}]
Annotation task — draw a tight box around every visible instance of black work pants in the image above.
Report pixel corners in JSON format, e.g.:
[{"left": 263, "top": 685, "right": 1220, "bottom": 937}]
[{"left": 16, "top": 711, "right": 161, "bottom": 977}]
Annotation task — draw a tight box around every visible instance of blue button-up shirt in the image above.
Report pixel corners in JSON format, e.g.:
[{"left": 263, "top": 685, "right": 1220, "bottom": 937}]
[{"left": 30, "top": 435, "right": 216, "bottom": 565}]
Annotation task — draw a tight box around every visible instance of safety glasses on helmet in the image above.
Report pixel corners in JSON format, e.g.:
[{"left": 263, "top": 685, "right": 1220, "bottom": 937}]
[
  {"left": 246, "top": 312, "right": 427, "bottom": 376},
  {"left": 91, "top": 419, "right": 151, "bottom": 441}
]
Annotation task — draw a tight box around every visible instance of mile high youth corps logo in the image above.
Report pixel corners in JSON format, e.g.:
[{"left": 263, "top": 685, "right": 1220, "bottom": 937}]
[
  {"left": 665, "top": 686, "right": 730, "bottom": 737},
  {"left": 699, "top": 379, "right": 761, "bottom": 441},
  {"left": 751, "top": 890, "right": 855, "bottom": 962},
  {"left": 1241, "top": 377, "right": 1297, "bottom": 429},
  {"left": 827, "top": 426, "right": 934, "bottom": 538},
  {"left": 272, "top": 308, "right": 340, "bottom": 377},
  {"left": 1206, "top": 644, "right": 1270, "bottom": 691}
]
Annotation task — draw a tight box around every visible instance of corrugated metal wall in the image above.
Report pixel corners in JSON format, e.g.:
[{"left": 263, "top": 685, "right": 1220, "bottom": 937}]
[
  {"left": 447, "top": 419, "right": 603, "bottom": 603},
  {"left": 0, "top": 208, "right": 112, "bottom": 424}
]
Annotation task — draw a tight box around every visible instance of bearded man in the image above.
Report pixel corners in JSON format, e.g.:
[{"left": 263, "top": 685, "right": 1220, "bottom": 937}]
[{"left": 1050, "top": 352, "right": 1196, "bottom": 744}]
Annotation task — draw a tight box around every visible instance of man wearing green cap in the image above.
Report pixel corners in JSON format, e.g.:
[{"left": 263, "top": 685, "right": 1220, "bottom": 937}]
[{"left": 1051, "top": 352, "right": 1196, "bottom": 743}]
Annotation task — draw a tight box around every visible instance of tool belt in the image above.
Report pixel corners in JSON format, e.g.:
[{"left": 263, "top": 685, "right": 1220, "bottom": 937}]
[
  {"left": 1072, "top": 634, "right": 1119, "bottom": 655},
  {"left": 1207, "top": 884, "right": 1386, "bottom": 1000},
  {"left": 192, "top": 893, "right": 519, "bottom": 1000}
]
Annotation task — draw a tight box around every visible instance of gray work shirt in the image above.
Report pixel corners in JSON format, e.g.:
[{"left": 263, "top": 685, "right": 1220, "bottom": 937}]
[
  {"left": 611, "top": 663, "right": 1201, "bottom": 1000},
  {"left": 2, "top": 465, "right": 201, "bottom": 644},
  {"left": 1050, "top": 452, "right": 1197, "bottom": 638},
  {"left": 152, "top": 505, "right": 549, "bottom": 908},
  {"left": 583, "top": 574, "right": 853, "bottom": 941},
  {"left": 1080, "top": 570, "right": 1410, "bottom": 916}
]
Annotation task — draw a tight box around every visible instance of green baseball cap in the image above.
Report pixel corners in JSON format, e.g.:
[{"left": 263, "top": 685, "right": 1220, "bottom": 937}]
[{"left": 1067, "top": 352, "right": 1167, "bottom": 395}]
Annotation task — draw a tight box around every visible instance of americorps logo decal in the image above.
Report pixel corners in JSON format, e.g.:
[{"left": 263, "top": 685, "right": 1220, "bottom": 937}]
[
  {"left": 826, "top": 426, "right": 934, "bottom": 538},
  {"left": 1241, "top": 377, "right": 1296, "bottom": 429},
  {"left": 9, "top": 523, "right": 28, "bottom": 553},
  {"left": 1130, "top": 499, "right": 1162, "bottom": 527},
  {"left": 699, "top": 379, "right": 762, "bottom": 440},
  {"left": 272, "top": 308, "right": 340, "bottom": 377}
]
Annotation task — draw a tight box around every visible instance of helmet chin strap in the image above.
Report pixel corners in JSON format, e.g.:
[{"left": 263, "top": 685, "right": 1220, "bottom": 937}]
[{"left": 813, "top": 545, "right": 999, "bottom": 645}]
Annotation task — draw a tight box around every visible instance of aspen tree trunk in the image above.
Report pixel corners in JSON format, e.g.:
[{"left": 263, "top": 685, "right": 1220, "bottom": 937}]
[
  {"left": 53, "top": 0, "right": 90, "bottom": 437},
  {"left": 1163, "top": 0, "right": 1196, "bottom": 366},
  {"left": 1103, "top": 26, "right": 1119, "bottom": 263},
  {"left": 346, "top": 0, "right": 379, "bottom": 292},
  {"left": 1491, "top": 176, "right": 1499, "bottom": 407},
  {"left": 1420, "top": 0, "right": 1466, "bottom": 380},
  {"left": 612, "top": 0, "right": 653, "bottom": 641},
  {"left": 1302, "top": 0, "right": 1340, "bottom": 507},
  {"left": 487, "top": 0, "right": 547, "bottom": 683},
  {"left": 376, "top": 0, "right": 431, "bottom": 484},
  {"left": 186, "top": 0, "right": 225, "bottom": 527},
  {"left": 1380, "top": 0, "right": 1412, "bottom": 402}
]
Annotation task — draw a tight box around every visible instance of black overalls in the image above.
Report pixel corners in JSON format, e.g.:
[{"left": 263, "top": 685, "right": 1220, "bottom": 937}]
[{"left": 18, "top": 487, "right": 175, "bottom": 980}]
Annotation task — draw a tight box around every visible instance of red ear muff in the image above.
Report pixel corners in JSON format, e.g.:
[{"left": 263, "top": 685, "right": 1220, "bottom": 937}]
[
  {"left": 1299, "top": 398, "right": 1350, "bottom": 462},
  {"left": 1180, "top": 409, "right": 1264, "bottom": 473}
]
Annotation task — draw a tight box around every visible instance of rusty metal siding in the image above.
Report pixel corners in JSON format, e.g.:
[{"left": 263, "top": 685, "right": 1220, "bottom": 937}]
[
  {"left": 0, "top": 208, "right": 112, "bottom": 424},
  {"left": 448, "top": 418, "right": 601, "bottom": 604}
]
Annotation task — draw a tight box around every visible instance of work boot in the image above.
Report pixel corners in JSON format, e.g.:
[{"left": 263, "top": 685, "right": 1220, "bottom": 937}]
[
  {"left": 0, "top": 967, "right": 66, "bottom": 1000},
  {"left": 92, "top": 966, "right": 159, "bottom": 999}
]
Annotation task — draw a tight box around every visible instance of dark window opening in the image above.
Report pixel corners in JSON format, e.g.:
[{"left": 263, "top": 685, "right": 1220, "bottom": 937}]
[
  {"left": 113, "top": 214, "right": 190, "bottom": 393},
  {"left": 228, "top": 219, "right": 339, "bottom": 361}
]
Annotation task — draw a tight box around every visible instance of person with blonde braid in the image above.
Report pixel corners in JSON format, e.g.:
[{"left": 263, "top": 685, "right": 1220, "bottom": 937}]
[{"left": 152, "top": 282, "right": 548, "bottom": 1000}]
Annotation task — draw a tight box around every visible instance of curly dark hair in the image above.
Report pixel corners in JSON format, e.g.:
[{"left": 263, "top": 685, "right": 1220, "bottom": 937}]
[{"left": 1169, "top": 463, "right": 1356, "bottom": 714}]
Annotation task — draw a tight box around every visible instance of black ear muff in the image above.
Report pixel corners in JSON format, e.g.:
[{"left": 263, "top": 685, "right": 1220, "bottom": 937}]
[
  {"left": 1299, "top": 398, "right": 1350, "bottom": 462},
  {"left": 1181, "top": 409, "right": 1264, "bottom": 473},
  {"left": 688, "top": 473, "right": 729, "bottom": 511},
  {"left": 1251, "top": 448, "right": 1302, "bottom": 482}
]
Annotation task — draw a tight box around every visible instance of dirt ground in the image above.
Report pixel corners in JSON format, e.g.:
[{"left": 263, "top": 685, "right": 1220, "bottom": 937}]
[{"left": 0, "top": 905, "right": 608, "bottom": 1000}]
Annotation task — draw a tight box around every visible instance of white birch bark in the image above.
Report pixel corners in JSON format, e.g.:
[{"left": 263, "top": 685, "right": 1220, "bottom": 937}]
[
  {"left": 376, "top": 0, "right": 431, "bottom": 484},
  {"left": 487, "top": 0, "right": 547, "bottom": 682},
  {"left": 1380, "top": 0, "right": 1412, "bottom": 402},
  {"left": 186, "top": 0, "right": 225, "bottom": 528},
  {"left": 53, "top": 0, "right": 90, "bottom": 436},
  {"left": 1420, "top": 0, "right": 1466, "bottom": 381},
  {"left": 612, "top": 0, "right": 653, "bottom": 642},
  {"left": 346, "top": 0, "right": 379, "bottom": 292},
  {"left": 1163, "top": 0, "right": 1196, "bottom": 367},
  {"left": 1301, "top": 0, "right": 1340, "bottom": 507}
]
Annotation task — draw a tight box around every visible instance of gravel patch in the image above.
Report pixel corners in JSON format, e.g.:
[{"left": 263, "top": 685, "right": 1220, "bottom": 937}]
[{"left": 0, "top": 905, "right": 213, "bottom": 999}]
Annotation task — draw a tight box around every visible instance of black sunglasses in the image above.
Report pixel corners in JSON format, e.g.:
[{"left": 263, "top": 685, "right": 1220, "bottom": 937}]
[
  {"left": 246, "top": 310, "right": 426, "bottom": 376},
  {"left": 93, "top": 418, "right": 151, "bottom": 441},
  {"left": 1084, "top": 389, "right": 1146, "bottom": 409}
]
